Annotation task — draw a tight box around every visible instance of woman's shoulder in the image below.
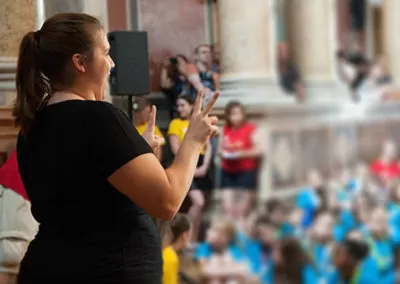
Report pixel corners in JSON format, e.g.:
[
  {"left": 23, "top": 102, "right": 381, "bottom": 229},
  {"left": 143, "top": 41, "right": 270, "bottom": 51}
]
[
  {"left": 169, "top": 118, "right": 188, "bottom": 127},
  {"left": 185, "top": 63, "right": 199, "bottom": 75},
  {"left": 163, "top": 246, "right": 178, "bottom": 262},
  {"left": 244, "top": 122, "right": 256, "bottom": 131},
  {"left": 41, "top": 101, "right": 133, "bottom": 136},
  {"left": 43, "top": 100, "right": 123, "bottom": 119},
  {"left": 169, "top": 118, "right": 182, "bottom": 124}
]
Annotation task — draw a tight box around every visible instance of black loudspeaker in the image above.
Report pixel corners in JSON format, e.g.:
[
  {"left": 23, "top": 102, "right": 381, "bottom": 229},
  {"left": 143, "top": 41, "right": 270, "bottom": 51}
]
[{"left": 108, "top": 31, "right": 150, "bottom": 96}]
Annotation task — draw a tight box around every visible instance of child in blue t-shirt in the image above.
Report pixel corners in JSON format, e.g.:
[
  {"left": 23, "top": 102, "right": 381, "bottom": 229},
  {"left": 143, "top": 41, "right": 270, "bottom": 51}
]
[
  {"left": 331, "top": 238, "right": 379, "bottom": 284},
  {"left": 296, "top": 170, "right": 325, "bottom": 229},
  {"left": 245, "top": 215, "right": 279, "bottom": 283},
  {"left": 307, "top": 211, "right": 336, "bottom": 283},
  {"left": 194, "top": 218, "right": 250, "bottom": 282},
  {"left": 265, "top": 199, "right": 294, "bottom": 238},
  {"left": 365, "top": 206, "right": 396, "bottom": 284}
]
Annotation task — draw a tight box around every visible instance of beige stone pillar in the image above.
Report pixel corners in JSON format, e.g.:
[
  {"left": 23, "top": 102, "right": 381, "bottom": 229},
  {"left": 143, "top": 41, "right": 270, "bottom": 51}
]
[
  {"left": 0, "top": 0, "right": 37, "bottom": 106},
  {"left": 383, "top": 0, "right": 400, "bottom": 86},
  {"left": 42, "top": 0, "right": 112, "bottom": 102},
  {"left": 217, "top": 0, "right": 293, "bottom": 107},
  {"left": 286, "top": 0, "right": 349, "bottom": 102}
]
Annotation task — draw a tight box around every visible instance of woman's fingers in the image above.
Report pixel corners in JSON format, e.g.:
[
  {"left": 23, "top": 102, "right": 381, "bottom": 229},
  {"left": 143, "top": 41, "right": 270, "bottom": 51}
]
[{"left": 201, "top": 92, "right": 219, "bottom": 116}]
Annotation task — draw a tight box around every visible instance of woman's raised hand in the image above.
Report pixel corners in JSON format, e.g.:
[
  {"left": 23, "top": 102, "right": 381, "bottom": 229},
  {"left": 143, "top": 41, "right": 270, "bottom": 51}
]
[
  {"left": 186, "top": 90, "right": 219, "bottom": 145},
  {"left": 142, "top": 106, "right": 165, "bottom": 152}
]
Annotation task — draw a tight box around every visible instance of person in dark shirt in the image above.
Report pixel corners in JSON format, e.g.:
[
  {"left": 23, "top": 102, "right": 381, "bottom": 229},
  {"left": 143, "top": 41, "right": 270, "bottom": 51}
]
[
  {"left": 13, "top": 13, "right": 219, "bottom": 284},
  {"left": 277, "top": 43, "right": 305, "bottom": 102}
]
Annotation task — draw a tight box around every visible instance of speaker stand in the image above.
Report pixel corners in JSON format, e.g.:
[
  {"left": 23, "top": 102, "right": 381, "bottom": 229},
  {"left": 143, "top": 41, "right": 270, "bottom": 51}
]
[{"left": 127, "top": 95, "right": 134, "bottom": 123}]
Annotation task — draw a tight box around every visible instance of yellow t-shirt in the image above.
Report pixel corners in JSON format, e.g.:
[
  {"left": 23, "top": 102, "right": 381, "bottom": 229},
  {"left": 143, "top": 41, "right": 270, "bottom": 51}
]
[
  {"left": 162, "top": 246, "right": 179, "bottom": 284},
  {"left": 167, "top": 118, "right": 205, "bottom": 155},
  {"left": 136, "top": 122, "right": 166, "bottom": 146}
]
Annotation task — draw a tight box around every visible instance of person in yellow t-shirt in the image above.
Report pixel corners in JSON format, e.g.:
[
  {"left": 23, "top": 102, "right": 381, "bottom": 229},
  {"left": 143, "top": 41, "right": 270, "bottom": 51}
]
[
  {"left": 162, "top": 213, "right": 192, "bottom": 284},
  {"left": 167, "top": 94, "right": 213, "bottom": 243},
  {"left": 134, "top": 96, "right": 165, "bottom": 161}
]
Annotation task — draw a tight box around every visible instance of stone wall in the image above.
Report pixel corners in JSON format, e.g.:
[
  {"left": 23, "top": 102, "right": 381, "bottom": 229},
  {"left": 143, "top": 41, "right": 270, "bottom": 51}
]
[
  {"left": 0, "top": 0, "right": 37, "bottom": 106},
  {"left": 138, "top": 0, "right": 208, "bottom": 91},
  {"left": 260, "top": 103, "right": 400, "bottom": 200}
]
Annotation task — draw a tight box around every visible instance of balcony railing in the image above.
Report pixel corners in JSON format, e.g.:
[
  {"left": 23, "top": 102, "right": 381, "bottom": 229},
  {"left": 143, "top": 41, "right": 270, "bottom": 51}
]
[{"left": 0, "top": 57, "right": 17, "bottom": 92}]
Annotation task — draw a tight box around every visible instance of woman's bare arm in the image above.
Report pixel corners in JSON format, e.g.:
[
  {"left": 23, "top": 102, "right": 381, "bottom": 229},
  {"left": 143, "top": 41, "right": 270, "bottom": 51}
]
[{"left": 108, "top": 92, "right": 218, "bottom": 220}]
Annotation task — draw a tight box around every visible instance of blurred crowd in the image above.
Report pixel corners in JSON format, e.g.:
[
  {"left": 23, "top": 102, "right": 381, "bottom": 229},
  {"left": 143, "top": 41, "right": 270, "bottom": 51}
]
[
  {"left": 159, "top": 138, "right": 400, "bottom": 284},
  {"left": 157, "top": 39, "right": 397, "bottom": 108},
  {"left": 160, "top": 44, "right": 221, "bottom": 119},
  {"left": 3, "top": 75, "right": 400, "bottom": 284},
  {"left": 2, "top": 34, "right": 400, "bottom": 284},
  {"left": 159, "top": 42, "right": 307, "bottom": 106},
  {"left": 337, "top": 42, "right": 393, "bottom": 104}
]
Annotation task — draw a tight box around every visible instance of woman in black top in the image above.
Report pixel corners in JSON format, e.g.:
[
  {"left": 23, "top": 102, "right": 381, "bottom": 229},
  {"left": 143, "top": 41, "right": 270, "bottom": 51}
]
[{"left": 14, "top": 13, "right": 218, "bottom": 284}]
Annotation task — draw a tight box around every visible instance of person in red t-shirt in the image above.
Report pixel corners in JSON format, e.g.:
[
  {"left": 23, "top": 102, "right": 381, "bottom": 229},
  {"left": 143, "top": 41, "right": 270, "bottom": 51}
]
[
  {"left": 218, "top": 101, "right": 262, "bottom": 219},
  {"left": 370, "top": 140, "right": 400, "bottom": 187},
  {"left": 0, "top": 150, "right": 38, "bottom": 284}
]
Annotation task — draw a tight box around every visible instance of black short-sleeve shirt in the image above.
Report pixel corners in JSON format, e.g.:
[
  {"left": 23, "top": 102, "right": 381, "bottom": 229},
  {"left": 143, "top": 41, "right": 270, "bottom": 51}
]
[{"left": 17, "top": 100, "right": 162, "bottom": 284}]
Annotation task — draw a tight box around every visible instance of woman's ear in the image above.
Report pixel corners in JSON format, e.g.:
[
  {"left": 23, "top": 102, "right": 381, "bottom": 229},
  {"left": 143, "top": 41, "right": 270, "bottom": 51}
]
[{"left": 72, "top": 54, "right": 86, "bottom": 73}]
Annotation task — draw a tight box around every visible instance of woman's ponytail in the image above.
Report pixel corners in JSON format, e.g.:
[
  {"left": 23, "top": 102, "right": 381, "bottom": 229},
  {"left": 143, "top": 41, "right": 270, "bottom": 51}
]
[
  {"left": 13, "top": 13, "right": 104, "bottom": 133},
  {"left": 13, "top": 31, "right": 50, "bottom": 133}
]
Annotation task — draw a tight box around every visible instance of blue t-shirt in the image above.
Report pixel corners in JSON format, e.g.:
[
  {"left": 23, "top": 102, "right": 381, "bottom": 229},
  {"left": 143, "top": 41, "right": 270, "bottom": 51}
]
[
  {"left": 241, "top": 239, "right": 273, "bottom": 281},
  {"left": 278, "top": 222, "right": 297, "bottom": 238},
  {"left": 296, "top": 188, "right": 320, "bottom": 229},
  {"left": 334, "top": 211, "right": 367, "bottom": 243},
  {"left": 309, "top": 243, "right": 335, "bottom": 282},
  {"left": 194, "top": 242, "right": 243, "bottom": 262},
  {"left": 388, "top": 203, "right": 400, "bottom": 235},
  {"left": 329, "top": 261, "right": 380, "bottom": 284},
  {"left": 366, "top": 237, "right": 396, "bottom": 284}
]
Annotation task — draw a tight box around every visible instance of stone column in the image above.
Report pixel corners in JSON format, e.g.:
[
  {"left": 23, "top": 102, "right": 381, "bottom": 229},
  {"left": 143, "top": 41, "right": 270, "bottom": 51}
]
[
  {"left": 216, "top": 0, "right": 293, "bottom": 108},
  {"left": 82, "top": 0, "right": 112, "bottom": 103},
  {"left": 44, "top": 0, "right": 84, "bottom": 17},
  {"left": 43, "top": 0, "right": 112, "bottom": 102},
  {"left": 0, "top": 0, "right": 37, "bottom": 106},
  {"left": 286, "top": 0, "right": 349, "bottom": 103},
  {"left": 383, "top": 0, "right": 400, "bottom": 86}
]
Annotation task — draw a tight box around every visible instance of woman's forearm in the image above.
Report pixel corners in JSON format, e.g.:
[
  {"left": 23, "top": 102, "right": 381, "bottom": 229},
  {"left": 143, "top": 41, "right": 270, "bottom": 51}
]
[{"left": 165, "top": 137, "right": 202, "bottom": 207}]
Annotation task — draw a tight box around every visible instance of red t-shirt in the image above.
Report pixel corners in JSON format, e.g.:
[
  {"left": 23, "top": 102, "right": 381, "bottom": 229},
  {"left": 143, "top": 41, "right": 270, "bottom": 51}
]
[
  {"left": 0, "top": 150, "right": 29, "bottom": 200},
  {"left": 221, "top": 122, "right": 257, "bottom": 172},
  {"left": 370, "top": 159, "right": 400, "bottom": 183}
]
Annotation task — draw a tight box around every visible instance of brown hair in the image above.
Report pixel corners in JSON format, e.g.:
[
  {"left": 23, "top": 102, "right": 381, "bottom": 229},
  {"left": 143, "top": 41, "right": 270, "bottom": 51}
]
[
  {"left": 13, "top": 13, "right": 103, "bottom": 133},
  {"left": 274, "top": 238, "right": 311, "bottom": 284},
  {"left": 224, "top": 100, "right": 246, "bottom": 127},
  {"left": 170, "top": 213, "right": 192, "bottom": 244},
  {"left": 177, "top": 94, "right": 195, "bottom": 106},
  {"left": 194, "top": 44, "right": 210, "bottom": 55},
  {"left": 133, "top": 96, "right": 152, "bottom": 113},
  {"left": 212, "top": 217, "right": 236, "bottom": 244}
]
